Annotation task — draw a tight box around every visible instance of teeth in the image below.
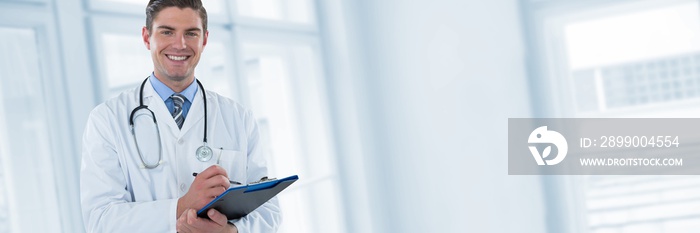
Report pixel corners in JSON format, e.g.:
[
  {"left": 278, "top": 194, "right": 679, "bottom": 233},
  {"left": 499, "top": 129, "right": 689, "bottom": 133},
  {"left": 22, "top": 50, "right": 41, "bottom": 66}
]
[{"left": 167, "top": 55, "right": 188, "bottom": 61}]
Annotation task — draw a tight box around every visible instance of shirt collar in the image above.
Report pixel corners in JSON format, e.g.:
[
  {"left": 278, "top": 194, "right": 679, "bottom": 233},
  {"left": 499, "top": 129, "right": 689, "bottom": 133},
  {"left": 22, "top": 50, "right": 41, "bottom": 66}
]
[{"left": 149, "top": 73, "right": 198, "bottom": 102}]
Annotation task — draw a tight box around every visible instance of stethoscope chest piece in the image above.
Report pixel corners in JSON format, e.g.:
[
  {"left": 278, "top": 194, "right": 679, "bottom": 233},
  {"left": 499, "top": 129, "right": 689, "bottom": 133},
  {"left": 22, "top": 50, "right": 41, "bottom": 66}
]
[{"left": 196, "top": 144, "right": 213, "bottom": 162}]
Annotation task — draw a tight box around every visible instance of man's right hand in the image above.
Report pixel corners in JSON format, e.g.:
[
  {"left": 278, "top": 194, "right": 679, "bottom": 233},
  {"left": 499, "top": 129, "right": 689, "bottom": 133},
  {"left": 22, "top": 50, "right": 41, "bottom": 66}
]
[{"left": 177, "top": 165, "right": 231, "bottom": 218}]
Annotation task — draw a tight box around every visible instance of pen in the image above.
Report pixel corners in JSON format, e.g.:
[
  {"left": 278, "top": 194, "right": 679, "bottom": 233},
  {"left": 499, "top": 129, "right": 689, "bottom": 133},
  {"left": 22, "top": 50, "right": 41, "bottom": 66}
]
[{"left": 192, "top": 172, "right": 242, "bottom": 185}]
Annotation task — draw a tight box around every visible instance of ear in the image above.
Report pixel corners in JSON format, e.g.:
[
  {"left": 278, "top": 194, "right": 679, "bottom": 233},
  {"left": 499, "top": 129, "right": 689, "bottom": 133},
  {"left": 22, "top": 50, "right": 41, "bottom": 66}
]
[
  {"left": 202, "top": 30, "right": 209, "bottom": 48},
  {"left": 142, "top": 26, "right": 151, "bottom": 50}
]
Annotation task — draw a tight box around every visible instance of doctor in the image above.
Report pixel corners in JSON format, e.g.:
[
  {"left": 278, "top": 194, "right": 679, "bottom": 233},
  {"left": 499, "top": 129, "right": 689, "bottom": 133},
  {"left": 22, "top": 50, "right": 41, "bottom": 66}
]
[{"left": 80, "top": 0, "right": 280, "bottom": 232}]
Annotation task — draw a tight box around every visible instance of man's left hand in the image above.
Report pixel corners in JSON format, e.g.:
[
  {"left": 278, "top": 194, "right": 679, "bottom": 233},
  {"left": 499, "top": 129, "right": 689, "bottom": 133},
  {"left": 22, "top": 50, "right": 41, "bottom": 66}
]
[{"left": 176, "top": 208, "right": 238, "bottom": 233}]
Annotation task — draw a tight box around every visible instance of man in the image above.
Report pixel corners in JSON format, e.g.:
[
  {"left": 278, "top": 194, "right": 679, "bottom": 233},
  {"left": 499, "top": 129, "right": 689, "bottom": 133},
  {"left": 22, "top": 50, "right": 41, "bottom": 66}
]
[{"left": 80, "top": 0, "right": 281, "bottom": 232}]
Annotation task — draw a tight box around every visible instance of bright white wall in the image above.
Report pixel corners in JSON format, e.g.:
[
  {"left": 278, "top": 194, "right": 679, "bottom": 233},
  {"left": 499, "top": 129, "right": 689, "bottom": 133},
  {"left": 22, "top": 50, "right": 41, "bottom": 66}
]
[{"left": 335, "top": 0, "right": 548, "bottom": 232}]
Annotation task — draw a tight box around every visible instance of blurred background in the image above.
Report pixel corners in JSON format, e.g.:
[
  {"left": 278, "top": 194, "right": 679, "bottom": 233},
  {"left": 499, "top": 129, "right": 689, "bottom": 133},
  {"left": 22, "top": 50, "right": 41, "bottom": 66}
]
[{"left": 1, "top": 0, "right": 700, "bottom": 232}]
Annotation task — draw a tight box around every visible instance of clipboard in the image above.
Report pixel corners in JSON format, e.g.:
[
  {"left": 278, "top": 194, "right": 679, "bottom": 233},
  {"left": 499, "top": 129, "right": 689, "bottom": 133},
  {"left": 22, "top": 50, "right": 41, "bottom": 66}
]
[{"left": 197, "top": 175, "right": 299, "bottom": 220}]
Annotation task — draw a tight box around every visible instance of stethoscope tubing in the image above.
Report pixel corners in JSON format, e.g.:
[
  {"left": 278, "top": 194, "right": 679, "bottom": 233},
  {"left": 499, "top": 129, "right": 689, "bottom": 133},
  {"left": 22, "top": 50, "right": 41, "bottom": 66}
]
[{"left": 129, "top": 77, "right": 209, "bottom": 168}]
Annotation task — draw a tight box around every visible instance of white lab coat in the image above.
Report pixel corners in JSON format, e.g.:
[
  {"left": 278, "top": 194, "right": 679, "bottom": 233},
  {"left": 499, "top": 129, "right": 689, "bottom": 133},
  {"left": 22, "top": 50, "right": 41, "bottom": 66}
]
[{"left": 80, "top": 79, "right": 281, "bottom": 232}]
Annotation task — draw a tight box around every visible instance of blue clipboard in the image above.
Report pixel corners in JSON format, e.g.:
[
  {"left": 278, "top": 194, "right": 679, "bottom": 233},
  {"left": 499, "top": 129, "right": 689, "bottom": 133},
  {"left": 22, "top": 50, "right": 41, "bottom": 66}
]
[{"left": 197, "top": 175, "right": 299, "bottom": 220}]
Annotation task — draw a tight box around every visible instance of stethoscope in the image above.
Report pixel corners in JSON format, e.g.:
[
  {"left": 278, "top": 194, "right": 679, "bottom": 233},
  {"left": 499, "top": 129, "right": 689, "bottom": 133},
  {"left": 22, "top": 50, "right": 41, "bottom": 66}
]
[{"left": 129, "top": 77, "right": 213, "bottom": 169}]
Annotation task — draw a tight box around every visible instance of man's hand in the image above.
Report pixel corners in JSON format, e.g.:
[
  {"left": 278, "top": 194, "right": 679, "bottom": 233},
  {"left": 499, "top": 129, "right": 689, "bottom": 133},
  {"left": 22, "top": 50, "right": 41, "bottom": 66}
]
[
  {"left": 177, "top": 208, "right": 238, "bottom": 233},
  {"left": 178, "top": 165, "right": 230, "bottom": 218}
]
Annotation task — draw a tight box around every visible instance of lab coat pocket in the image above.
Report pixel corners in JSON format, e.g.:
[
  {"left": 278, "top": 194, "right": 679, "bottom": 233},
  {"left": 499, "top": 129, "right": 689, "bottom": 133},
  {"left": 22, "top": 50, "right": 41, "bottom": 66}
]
[{"left": 212, "top": 148, "right": 247, "bottom": 184}]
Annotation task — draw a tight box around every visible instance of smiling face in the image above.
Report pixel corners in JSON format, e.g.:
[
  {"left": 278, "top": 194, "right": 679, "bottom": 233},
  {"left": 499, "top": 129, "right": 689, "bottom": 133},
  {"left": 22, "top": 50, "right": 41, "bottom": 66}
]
[{"left": 142, "top": 6, "right": 207, "bottom": 89}]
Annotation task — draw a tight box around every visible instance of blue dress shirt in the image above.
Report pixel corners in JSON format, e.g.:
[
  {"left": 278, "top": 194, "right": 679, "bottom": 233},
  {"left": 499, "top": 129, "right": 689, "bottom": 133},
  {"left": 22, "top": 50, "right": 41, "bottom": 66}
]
[{"left": 149, "top": 73, "right": 198, "bottom": 120}]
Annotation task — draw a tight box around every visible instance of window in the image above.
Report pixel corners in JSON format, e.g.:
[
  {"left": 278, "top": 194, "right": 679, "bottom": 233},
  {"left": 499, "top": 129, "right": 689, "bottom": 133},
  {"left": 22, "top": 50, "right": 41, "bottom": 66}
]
[
  {"left": 526, "top": 0, "right": 700, "bottom": 232},
  {"left": 193, "top": 25, "right": 238, "bottom": 99},
  {"left": 564, "top": 2, "right": 700, "bottom": 115},
  {"left": 234, "top": 0, "right": 315, "bottom": 24},
  {"left": 240, "top": 37, "right": 343, "bottom": 233},
  {"left": 102, "top": 33, "right": 153, "bottom": 96},
  {"left": 585, "top": 176, "right": 700, "bottom": 232},
  {"left": 0, "top": 27, "right": 62, "bottom": 233}
]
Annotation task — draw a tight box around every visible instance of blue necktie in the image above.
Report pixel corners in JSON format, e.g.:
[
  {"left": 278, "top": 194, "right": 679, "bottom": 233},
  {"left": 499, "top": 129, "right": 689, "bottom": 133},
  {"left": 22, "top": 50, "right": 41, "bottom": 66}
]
[{"left": 171, "top": 93, "right": 186, "bottom": 129}]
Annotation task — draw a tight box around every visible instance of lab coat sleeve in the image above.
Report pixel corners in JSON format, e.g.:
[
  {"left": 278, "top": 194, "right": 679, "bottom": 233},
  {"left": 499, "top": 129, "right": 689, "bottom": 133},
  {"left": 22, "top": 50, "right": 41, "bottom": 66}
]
[
  {"left": 80, "top": 106, "right": 177, "bottom": 232},
  {"left": 230, "top": 109, "right": 282, "bottom": 232}
]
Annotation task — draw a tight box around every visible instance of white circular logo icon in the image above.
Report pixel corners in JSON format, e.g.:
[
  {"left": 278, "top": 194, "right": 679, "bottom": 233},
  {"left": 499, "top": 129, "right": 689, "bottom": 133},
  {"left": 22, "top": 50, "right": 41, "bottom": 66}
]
[{"left": 528, "top": 126, "right": 568, "bottom": 165}]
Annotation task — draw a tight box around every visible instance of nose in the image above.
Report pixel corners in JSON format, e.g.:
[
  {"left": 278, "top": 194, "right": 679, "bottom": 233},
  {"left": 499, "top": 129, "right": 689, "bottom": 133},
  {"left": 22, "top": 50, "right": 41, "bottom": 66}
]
[{"left": 172, "top": 34, "right": 187, "bottom": 50}]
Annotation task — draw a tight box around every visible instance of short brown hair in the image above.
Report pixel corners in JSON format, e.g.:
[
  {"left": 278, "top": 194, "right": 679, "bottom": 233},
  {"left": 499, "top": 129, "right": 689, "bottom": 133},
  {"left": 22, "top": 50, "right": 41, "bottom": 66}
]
[{"left": 145, "top": 0, "right": 208, "bottom": 34}]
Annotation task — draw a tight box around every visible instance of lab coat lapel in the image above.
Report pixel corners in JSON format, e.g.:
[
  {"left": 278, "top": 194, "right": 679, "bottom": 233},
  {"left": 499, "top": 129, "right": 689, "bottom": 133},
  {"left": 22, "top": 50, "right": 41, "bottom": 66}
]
[{"left": 142, "top": 79, "right": 180, "bottom": 138}]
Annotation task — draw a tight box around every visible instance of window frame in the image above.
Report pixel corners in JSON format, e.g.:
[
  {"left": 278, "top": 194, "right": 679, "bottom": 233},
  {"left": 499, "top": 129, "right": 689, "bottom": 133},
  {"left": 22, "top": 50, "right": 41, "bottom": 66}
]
[
  {"left": 233, "top": 26, "right": 346, "bottom": 233},
  {"left": 87, "top": 0, "right": 231, "bottom": 24},
  {"left": 228, "top": 0, "right": 319, "bottom": 31},
  {"left": 88, "top": 14, "right": 147, "bottom": 100},
  {"left": 525, "top": 0, "right": 700, "bottom": 118},
  {"left": 523, "top": 0, "right": 700, "bottom": 232},
  {"left": 0, "top": 2, "right": 81, "bottom": 233}
]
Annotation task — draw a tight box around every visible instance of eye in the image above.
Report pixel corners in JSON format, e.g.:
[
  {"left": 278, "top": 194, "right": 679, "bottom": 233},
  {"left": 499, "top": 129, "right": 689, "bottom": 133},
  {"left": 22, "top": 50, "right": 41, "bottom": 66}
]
[
  {"left": 161, "top": 31, "right": 173, "bottom": 36},
  {"left": 186, "top": 32, "right": 199, "bottom": 37}
]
